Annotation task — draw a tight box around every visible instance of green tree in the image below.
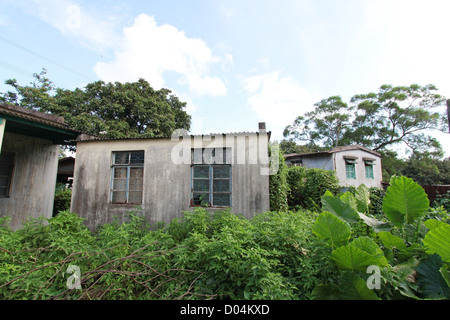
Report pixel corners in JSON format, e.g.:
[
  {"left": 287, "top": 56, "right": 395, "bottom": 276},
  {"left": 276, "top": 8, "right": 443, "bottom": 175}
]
[
  {"left": 1, "top": 69, "right": 191, "bottom": 138},
  {"left": 284, "top": 84, "right": 446, "bottom": 154},
  {"left": 279, "top": 138, "right": 326, "bottom": 155},
  {"left": 284, "top": 96, "right": 352, "bottom": 148}
]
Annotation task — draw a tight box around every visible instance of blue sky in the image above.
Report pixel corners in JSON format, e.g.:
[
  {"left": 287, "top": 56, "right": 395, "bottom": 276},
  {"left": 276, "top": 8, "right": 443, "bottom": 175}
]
[{"left": 1, "top": 0, "right": 450, "bottom": 154}]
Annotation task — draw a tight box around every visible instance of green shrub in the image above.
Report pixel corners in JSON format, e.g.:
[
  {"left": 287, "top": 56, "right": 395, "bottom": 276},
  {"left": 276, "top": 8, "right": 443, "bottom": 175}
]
[
  {"left": 269, "top": 147, "right": 289, "bottom": 211},
  {"left": 432, "top": 190, "right": 450, "bottom": 213},
  {"left": 286, "top": 166, "right": 340, "bottom": 210},
  {"left": 0, "top": 207, "right": 328, "bottom": 300},
  {"left": 53, "top": 187, "right": 72, "bottom": 216},
  {"left": 312, "top": 176, "right": 450, "bottom": 300}
]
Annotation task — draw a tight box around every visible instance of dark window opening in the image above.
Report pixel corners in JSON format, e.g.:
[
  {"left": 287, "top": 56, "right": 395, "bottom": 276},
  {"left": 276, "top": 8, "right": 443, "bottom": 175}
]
[{"left": 0, "top": 152, "right": 15, "bottom": 198}]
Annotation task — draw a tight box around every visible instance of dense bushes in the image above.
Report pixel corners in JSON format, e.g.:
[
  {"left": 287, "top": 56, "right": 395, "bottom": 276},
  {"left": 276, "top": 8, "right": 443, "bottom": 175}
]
[
  {"left": 53, "top": 188, "right": 72, "bottom": 216},
  {"left": 0, "top": 208, "right": 332, "bottom": 300},
  {"left": 312, "top": 178, "right": 450, "bottom": 300},
  {"left": 269, "top": 146, "right": 289, "bottom": 211},
  {"left": 2, "top": 174, "right": 449, "bottom": 300},
  {"left": 286, "top": 166, "right": 340, "bottom": 210}
]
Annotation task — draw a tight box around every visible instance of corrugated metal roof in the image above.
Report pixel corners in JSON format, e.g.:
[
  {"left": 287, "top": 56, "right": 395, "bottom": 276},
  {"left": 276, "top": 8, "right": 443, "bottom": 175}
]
[
  {"left": 76, "top": 131, "right": 271, "bottom": 142},
  {"left": 0, "top": 103, "right": 79, "bottom": 132},
  {"left": 284, "top": 144, "right": 381, "bottom": 158}
]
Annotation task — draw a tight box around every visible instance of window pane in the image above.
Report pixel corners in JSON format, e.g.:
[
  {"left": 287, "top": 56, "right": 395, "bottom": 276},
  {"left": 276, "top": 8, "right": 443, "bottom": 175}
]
[
  {"left": 0, "top": 167, "right": 11, "bottom": 177},
  {"left": 128, "top": 191, "right": 143, "bottom": 204},
  {"left": 0, "top": 152, "right": 14, "bottom": 165},
  {"left": 0, "top": 176, "right": 9, "bottom": 187},
  {"left": 192, "top": 192, "right": 210, "bottom": 205},
  {"left": 213, "top": 166, "right": 230, "bottom": 179},
  {"left": 112, "top": 179, "right": 127, "bottom": 191},
  {"left": 114, "top": 167, "right": 127, "bottom": 178},
  {"left": 114, "top": 152, "right": 129, "bottom": 165},
  {"left": 193, "top": 166, "right": 209, "bottom": 178},
  {"left": 193, "top": 179, "right": 210, "bottom": 192},
  {"left": 130, "top": 167, "right": 143, "bottom": 179},
  {"left": 129, "top": 178, "right": 143, "bottom": 191},
  {"left": 346, "top": 164, "right": 356, "bottom": 179},
  {"left": 213, "top": 179, "right": 230, "bottom": 192},
  {"left": 365, "top": 165, "right": 374, "bottom": 179},
  {"left": 112, "top": 191, "right": 126, "bottom": 203},
  {"left": 130, "top": 151, "right": 144, "bottom": 165},
  {"left": 213, "top": 193, "right": 231, "bottom": 206},
  {"left": 0, "top": 187, "right": 7, "bottom": 197}
]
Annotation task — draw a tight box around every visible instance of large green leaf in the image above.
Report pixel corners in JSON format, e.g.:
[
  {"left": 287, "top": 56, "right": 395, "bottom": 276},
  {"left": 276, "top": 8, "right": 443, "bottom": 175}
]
[
  {"left": 321, "top": 194, "right": 360, "bottom": 224},
  {"left": 340, "top": 192, "right": 358, "bottom": 211},
  {"left": 424, "top": 219, "right": 448, "bottom": 231},
  {"left": 423, "top": 223, "right": 450, "bottom": 262},
  {"left": 358, "top": 212, "right": 392, "bottom": 233},
  {"left": 355, "top": 184, "right": 370, "bottom": 214},
  {"left": 331, "top": 245, "right": 374, "bottom": 271},
  {"left": 382, "top": 176, "right": 429, "bottom": 227},
  {"left": 312, "top": 212, "right": 351, "bottom": 249},
  {"left": 351, "top": 236, "right": 388, "bottom": 267},
  {"left": 416, "top": 254, "right": 450, "bottom": 299},
  {"left": 331, "top": 237, "right": 387, "bottom": 271},
  {"left": 378, "top": 231, "right": 407, "bottom": 251},
  {"left": 339, "top": 271, "right": 380, "bottom": 300}
]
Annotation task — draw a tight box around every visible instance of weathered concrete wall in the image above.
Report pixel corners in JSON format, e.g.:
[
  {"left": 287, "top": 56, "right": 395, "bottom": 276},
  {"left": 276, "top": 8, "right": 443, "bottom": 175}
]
[
  {"left": 334, "top": 149, "right": 382, "bottom": 188},
  {"left": 0, "top": 131, "right": 59, "bottom": 229},
  {"left": 71, "top": 133, "right": 270, "bottom": 230},
  {"left": 302, "top": 154, "right": 334, "bottom": 171}
]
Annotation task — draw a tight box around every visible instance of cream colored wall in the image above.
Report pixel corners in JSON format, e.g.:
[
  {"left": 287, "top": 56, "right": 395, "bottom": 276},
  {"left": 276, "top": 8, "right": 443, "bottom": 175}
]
[{"left": 333, "top": 149, "right": 382, "bottom": 188}]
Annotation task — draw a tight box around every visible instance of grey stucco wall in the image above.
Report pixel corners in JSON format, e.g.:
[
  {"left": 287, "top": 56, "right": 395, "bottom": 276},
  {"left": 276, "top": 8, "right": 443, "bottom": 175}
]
[
  {"left": 71, "top": 133, "right": 270, "bottom": 230},
  {"left": 302, "top": 155, "right": 334, "bottom": 171},
  {"left": 0, "top": 132, "right": 59, "bottom": 230}
]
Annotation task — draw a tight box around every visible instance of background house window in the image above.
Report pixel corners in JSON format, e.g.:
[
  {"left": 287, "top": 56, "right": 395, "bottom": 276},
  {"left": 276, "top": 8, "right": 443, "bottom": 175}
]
[
  {"left": 0, "top": 152, "right": 14, "bottom": 198},
  {"left": 191, "top": 148, "right": 231, "bottom": 207},
  {"left": 365, "top": 160, "right": 374, "bottom": 179},
  {"left": 345, "top": 158, "right": 356, "bottom": 179},
  {"left": 110, "top": 151, "right": 144, "bottom": 204}
]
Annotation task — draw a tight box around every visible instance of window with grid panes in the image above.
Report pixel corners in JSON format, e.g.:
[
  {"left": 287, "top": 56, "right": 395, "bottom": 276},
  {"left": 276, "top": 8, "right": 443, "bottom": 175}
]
[
  {"left": 110, "top": 151, "right": 144, "bottom": 204},
  {"left": 345, "top": 158, "right": 356, "bottom": 179},
  {"left": 0, "top": 152, "right": 14, "bottom": 198},
  {"left": 191, "top": 148, "right": 231, "bottom": 207},
  {"left": 364, "top": 160, "right": 374, "bottom": 179}
]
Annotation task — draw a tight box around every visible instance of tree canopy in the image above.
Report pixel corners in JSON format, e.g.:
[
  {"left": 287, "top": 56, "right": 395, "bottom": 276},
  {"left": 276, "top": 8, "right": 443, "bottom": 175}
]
[
  {"left": 283, "top": 84, "right": 447, "bottom": 155},
  {"left": 0, "top": 69, "right": 191, "bottom": 139}
]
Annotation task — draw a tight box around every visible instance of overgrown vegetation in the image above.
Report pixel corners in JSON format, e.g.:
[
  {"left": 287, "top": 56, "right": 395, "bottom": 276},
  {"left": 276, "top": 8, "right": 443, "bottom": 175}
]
[
  {"left": 312, "top": 178, "right": 450, "bottom": 299},
  {"left": 53, "top": 183, "right": 72, "bottom": 216},
  {"left": 286, "top": 166, "right": 340, "bottom": 210},
  {"left": 1, "top": 176, "right": 449, "bottom": 300},
  {"left": 0, "top": 208, "right": 331, "bottom": 300}
]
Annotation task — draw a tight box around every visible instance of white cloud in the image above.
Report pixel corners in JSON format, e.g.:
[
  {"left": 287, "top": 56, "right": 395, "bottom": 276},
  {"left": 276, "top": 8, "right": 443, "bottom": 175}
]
[
  {"left": 14, "top": 0, "right": 122, "bottom": 52},
  {"left": 360, "top": 0, "right": 450, "bottom": 94},
  {"left": 94, "top": 14, "right": 227, "bottom": 96},
  {"left": 13, "top": 1, "right": 227, "bottom": 96},
  {"left": 243, "top": 71, "right": 315, "bottom": 139}
]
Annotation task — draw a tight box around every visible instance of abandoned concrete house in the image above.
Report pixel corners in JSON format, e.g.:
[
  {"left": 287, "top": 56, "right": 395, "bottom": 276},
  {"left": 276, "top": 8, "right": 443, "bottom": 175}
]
[
  {"left": 70, "top": 124, "right": 271, "bottom": 230},
  {"left": 0, "top": 103, "right": 81, "bottom": 229},
  {"left": 284, "top": 145, "right": 383, "bottom": 188}
]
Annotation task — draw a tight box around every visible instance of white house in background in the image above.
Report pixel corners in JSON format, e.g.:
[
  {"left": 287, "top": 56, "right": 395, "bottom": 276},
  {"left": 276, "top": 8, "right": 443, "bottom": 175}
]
[{"left": 284, "top": 145, "right": 383, "bottom": 189}]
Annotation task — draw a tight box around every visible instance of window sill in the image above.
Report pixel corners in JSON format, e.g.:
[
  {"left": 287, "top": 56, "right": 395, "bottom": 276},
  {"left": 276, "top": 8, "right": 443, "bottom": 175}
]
[{"left": 190, "top": 205, "right": 231, "bottom": 209}]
